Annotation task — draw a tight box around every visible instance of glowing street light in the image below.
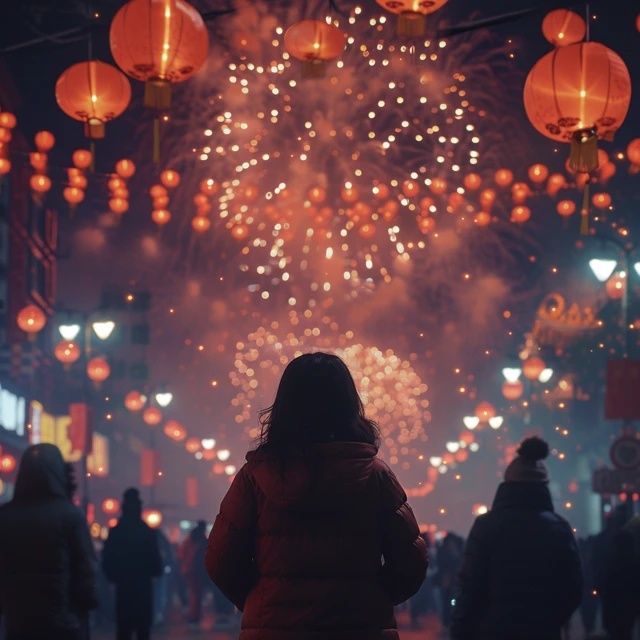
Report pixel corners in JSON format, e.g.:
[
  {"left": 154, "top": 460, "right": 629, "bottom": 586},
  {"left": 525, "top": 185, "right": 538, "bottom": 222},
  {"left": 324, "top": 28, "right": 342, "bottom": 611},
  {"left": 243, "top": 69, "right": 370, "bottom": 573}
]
[
  {"left": 59, "top": 323, "right": 81, "bottom": 341},
  {"left": 502, "top": 367, "right": 522, "bottom": 383},
  {"left": 463, "top": 416, "right": 480, "bottom": 430},
  {"left": 488, "top": 416, "right": 504, "bottom": 430},
  {"left": 92, "top": 320, "right": 116, "bottom": 341},
  {"left": 538, "top": 368, "right": 554, "bottom": 383},
  {"left": 201, "top": 438, "right": 216, "bottom": 450},
  {"left": 589, "top": 258, "right": 617, "bottom": 283},
  {"left": 217, "top": 449, "right": 231, "bottom": 461},
  {"left": 154, "top": 392, "right": 173, "bottom": 407}
]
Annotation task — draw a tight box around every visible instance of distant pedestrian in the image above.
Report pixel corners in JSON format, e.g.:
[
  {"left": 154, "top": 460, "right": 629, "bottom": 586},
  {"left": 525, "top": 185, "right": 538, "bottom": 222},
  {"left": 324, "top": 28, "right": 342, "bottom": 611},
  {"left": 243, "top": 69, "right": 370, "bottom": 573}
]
[
  {"left": 0, "top": 444, "right": 98, "bottom": 640},
  {"left": 206, "top": 352, "right": 428, "bottom": 639},
  {"left": 436, "top": 532, "right": 464, "bottom": 629},
  {"left": 451, "top": 437, "right": 582, "bottom": 640},
  {"left": 179, "top": 521, "right": 208, "bottom": 624},
  {"left": 102, "top": 488, "right": 163, "bottom": 640}
]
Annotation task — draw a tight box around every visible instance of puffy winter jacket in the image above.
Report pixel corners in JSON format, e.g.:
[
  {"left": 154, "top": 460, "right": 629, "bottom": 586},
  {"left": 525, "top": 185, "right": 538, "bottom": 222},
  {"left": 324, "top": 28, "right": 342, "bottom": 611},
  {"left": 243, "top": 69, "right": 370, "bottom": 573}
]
[
  {"left": 0, "top": 444, "right": 97, "bottom": 640},
  {"left": 206, "top": 441, "right": 428, "bottom": 640},
  {"left": 451, "top": 482, "right": 582, "bottom": 640}
]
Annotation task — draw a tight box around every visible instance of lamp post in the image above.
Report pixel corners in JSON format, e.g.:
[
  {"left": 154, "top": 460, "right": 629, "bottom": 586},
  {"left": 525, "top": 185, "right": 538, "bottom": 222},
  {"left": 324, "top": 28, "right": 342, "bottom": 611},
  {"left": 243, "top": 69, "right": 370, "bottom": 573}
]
[
  {"left": 55, "top": 312, "right": 116, "bottom": 516},
  {"left": 588, "top": 238, "right": 640, "bottom": 359}
]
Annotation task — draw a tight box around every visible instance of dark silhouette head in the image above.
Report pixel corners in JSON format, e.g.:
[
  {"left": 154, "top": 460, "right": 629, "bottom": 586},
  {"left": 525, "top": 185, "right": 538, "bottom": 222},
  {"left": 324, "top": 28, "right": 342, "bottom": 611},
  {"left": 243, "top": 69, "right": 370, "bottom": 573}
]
[
  {"left": 121, "top": 487, "right": 142, "bottom": 519},
  {"left": 13, "top": 444, "right": 67, "bottom": 502},
  {"left": 191, "top": 520, "right": 207, "bottom": 539},
  {"left": 258, "top": 352, "right": 379, "bottom": 451}
]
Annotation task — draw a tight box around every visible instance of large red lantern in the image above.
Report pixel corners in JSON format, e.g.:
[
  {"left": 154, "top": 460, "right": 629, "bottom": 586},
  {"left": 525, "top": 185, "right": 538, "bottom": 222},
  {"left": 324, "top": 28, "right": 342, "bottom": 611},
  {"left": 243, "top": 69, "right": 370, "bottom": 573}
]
[
  {"left": 87, "top": 357, "right": 111, "bottom": 383},
  {"left": 541, "top": 9, "right": 586, "bottom": 47},
  {"left": 54, "top": 341, "right": 81, "bottom": 365},
  {"left": 284, "top": 20, "right": 346, "bottom": 78},
  {"left": 375, "top": 0, "right": 449, "bottom": 37},
  {"left": 110, "top": 0, "right": 209, "bottom": 111},
  {"left": 17, "top": 304, "right": 46, "bottom": 335},
  {"left": 523, "top": 43, "right": 631, "bottom": 174},
  {"left": 56, "top": 61, "right": 131, "bottom": 139}
]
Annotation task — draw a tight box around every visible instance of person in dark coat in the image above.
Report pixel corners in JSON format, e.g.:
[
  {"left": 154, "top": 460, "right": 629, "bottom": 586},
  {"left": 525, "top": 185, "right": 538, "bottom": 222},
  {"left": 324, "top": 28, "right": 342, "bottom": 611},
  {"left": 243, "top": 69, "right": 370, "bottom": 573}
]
[
  {"left": 102, "top": 488, "right": 163, "bottom": 640},
  {"left": 178, "top": 521, "right": 209, "bottom": 624},
  {"left": 451, "top": 437, "right": 582, "bottom": 640},
  {"left": 0, "top": 444, "right": 98, "bottom": 640},
  {"left": 206, "top": 352, "right": 428, "bottom": 640}
]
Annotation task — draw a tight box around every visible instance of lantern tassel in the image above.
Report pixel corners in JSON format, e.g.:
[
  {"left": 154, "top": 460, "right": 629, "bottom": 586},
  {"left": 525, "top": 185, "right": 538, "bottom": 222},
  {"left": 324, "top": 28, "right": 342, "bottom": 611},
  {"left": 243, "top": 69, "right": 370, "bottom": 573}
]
[
  {"left": 397, "top": 11, "right": 426, "bottom": 38},
  {"left": 569, "top": 128, "right": 598, "bottom": 174},
  {"left": 153, "top": 117, "right": 161, "bottom": 164},
  {"left": 579, "top": 177, "right": 591, "bottom": 236}
]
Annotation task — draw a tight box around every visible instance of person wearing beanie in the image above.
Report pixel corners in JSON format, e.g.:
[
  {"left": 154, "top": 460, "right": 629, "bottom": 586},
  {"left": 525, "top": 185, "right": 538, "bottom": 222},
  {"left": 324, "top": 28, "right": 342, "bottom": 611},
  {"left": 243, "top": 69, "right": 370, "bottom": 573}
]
[{"left": 451, "top": 437, "right": 583, "bottom": 640}]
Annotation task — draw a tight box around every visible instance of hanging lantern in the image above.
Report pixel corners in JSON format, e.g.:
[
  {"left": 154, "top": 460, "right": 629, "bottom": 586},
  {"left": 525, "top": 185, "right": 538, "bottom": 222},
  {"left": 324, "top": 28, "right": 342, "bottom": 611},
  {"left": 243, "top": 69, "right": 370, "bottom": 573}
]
[
  {"left": 17, "top": 304, "right": 46, "bottom": 335},
  {"left": 479, "top": 188, "right": 496, "bottom": 210},
  {"left": 284, "top": 20, "right": 346, "bottom": 78},
  {"left": 626, "top": 139, "right": 640, "bottom": 166},
  {"left": 511, "top": 182, "right": 531, "bottom": 204},
  {"left": 30, "top": 174, "right": 51, "bottom": 194},
  {"left": 0, "top": 112, "right": 17, "bottom": 129},
  {"left": 160, "top": 169, "right": 180, "bottom": 189},
  {"left": 463, "top": 173, "right": 482, "bottom": 191},
  {"left": 54, "top": 340, "right": 81, "bottom": 365},
  {"left": 110, "top": 0, "right": 209, "bottom": 161},
  {"left": 0, "top": 454, "right": 17, "bottom": 474},
  {"left": 340, "top": 184, "right": 359, "bottom": 203},
  {"left": 542, "top": 9, "right": 586, "bottom": 47},
  {"left": 592, "top": 192, "right": 612, "bottom": 210},
  {"left": 523, "top": 43, "right": 631, "bottom": 175},
  {"left": 308, "top": 186, "right": 326, "bottom": 203},
  {"left": 142, "top": 508, "right": 163, "bottom": 528},
  {"left": 109, "top": 198, "right": 129, "bottom": 214},
  {"left": 546, "top": 173, "right": 567, "bottom": 197},
  {"left": 143, "top": 406, "right": 163, "bottom": 426},
  {"left": 149, "top": 184, "right": 167, "bottom": 199},
  {"left": 185, "top": 437, "right": 201, "bottom": 454},
  {"left": 0, "top": 158, "right": 10, "bottom": 175},
  {"left": 102, "top": 498, "right": 120, "bottom": 514},
  {"left": 191, "top": 216, "right": 211, "bottom": 233},
  {"left": 417, "top": 216, "right": 435, "bottom": 234},
  {"left": 494, "top": 169, "right": 513, "bottom": 187},
  {"left": 429, "top": 177, "right": 447, "bottom": 195},
  {"left": 523, "top": 356, "right": 545, "bottom": 381},
  {"left": 502, "top": 380, "right": 524, "bottom": 400},
  {"left": 510, "top": 205, "right": 531, "bottom": 224},
  {"left": 230, "top": 223, "right": 249, "bottom": 240},
  {"left": 110, "top": 0, "right": 209, "bottom": 110},
  {"left": 151, "top": 209, "right": 171, "bottom": 226},
  {"left": 402, "top": 179, "right": 421, "bottom": 198},
  {"left": 115, "top": 158, "right": 136, "bottom": 178},
  {"left": 29, "top": 153, "right": 47, "bottom": 172},
  {"left": 55, "top": 60, "right": 131, "bottom": 139},
  {"left": 200, "top": 178, "right": 219, "bottom": 195},
  {"left": 606, "top": 273, "right": 626, "bottom": 300},
  {"left": 87, "top": 357, "right": 110, "bottom": 383},
  {"left": 68, "top": 171, "right": 88, "bottom": 190},
  {"left": 34, "top": 131, "right": 55, "bottom": 152},
  {"left": 475, "top": 401, "right": 496, "bottom": 422},
  {"left": 125, "top": 390, "right": 147, "bottom": 412},
  {"left": 474, "top": 211, "right": 491, "bottom": 226},
  {"left": 72, "top": 149, "right": 93, "bottom": 169},
  {"left": 375, "top": 0, "right": 449, "bottom": 37},
  {"left": 63, "top": 187, "right": 85, "bottom": 206},
  {"left": 528, "top": 163, "right": 549, "bottom": 184},
  {"left": 556, "top": 200, "right": 576, "bottom": 217},
  {"left": 163, "top": 419, "right": 187, "bottom": 441}
]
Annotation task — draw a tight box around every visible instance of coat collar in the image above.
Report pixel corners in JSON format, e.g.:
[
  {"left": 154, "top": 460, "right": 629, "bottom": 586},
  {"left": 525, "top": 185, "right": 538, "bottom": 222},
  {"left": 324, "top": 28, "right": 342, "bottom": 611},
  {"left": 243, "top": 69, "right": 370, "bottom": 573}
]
[{"left": 492, "top": 481, "right": 555, "bottom": 512}]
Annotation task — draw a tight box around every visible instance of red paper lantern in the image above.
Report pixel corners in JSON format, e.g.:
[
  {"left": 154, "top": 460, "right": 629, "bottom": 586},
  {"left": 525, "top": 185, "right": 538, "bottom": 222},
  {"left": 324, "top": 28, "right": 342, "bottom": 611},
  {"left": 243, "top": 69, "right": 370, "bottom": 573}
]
[
  {"left": 63, "top": 187, "right": 85, "bottom": 206},
  {"left": 358, "top": 223, "right": 376, "bottom": 239},
  {"left": 87, "top": 357, "right": 110, "bottom": 383},
  {"left": 125, "top": 390, "right": 146, "bottom": 412},
  {"left": 556, "top": 200, "right": 576, "bottom": 217},
  {"left": 192, "top": 216, "right": 211, "bottom": 233},
  {"left": 417, "top": 216, "right": 435, "bottom": 234},
  {"left": 510, "top": 205, "right": 531, "bottom": 224},
  {"left": 0, "top": 454, "right": 17, "bottom": 474},
  {"left": 542, "top": 9, "right": 586, "bottom": 47},
  {"left": 17, "top": 304, "right": 46, "bottom": 334},
  {"left": 54, "top": 341, "right": 81, "bottom": 365},
  {"left": 34, "top": 130, "right": 55, "bottom": 152},
  {"left": 151, "top": 209, "right": 172, "bottom": 226},
  {"left": 72, "top": 149, "right": 93, "bottom": 169},
  {"left": 142, "top": 508, "right": 163, "bottom": 528},
  {"left": 56, "top": 60, "right": 131, "bottom": 139},
  {"left": 474, "top": 211, "right": 492, "bottom": 227},
  {"left": 523, "top": 356, "right": 545, "bottom": 381},
  {"left": 524, "top": 42, "right": 631, "bottom": 172},
  {"left": 68, "top": 171, "right": 88, "bottom": 190},
  {"left": 200, "top": 178, "right": 219, "bottom": 195},
  {"left": 185, "top": 437, "right": 201, "bottom": 454},
  {"left": 528, "top": 163, "right": 549, "bottom": 184},
  {"left": 475, "top": 401, "right": 496, "bottom": 422},
  {"left": 0, "top": 158, "right": 11, "bottom": 175},
  {"left": 30, "top": 152, "right": 48, "bottom": 172},
  {"left": 606, "top": 273, "right": 626, "bottom": 300},
  {"left": 110, "top": 0, "right": 209, "bottom": 110},
  {"left": 511, "top": 182, "right": 531, "bottom": 204},
  {"left": 463, "top": 173, "right": 482, "bottom": 191},
  {"left": 592, "top": 192, "right": 612, "bottom": 210},
  {"left": 143, "top": 406, "right": 163, "bottom": 426},
  {"left": 626, "top": 139, "right": 640, "bottom": 166},
  {"left": 163, "top": 420, "right": 187, "bottom": 442},
  {"left": 375, "top": 0, "right": 449, "bottom": 37},
  {"left": 284, "top": 20, "right": 346, "bottom": 77},
  {"left": 0, "top": 112, "right": 17, "bottom": 129},
  {"left": 494, "top": 168, "right": 514, "bottom": 187},
  {"left": 430, "top": 177, "right": 447, "bottom": 195},
  {"left": 116, "top": 158, "right": 136, "bottom": 178},
  {"left": 402, "top": 179, "right": 420, "bottom": 198},
  {"left": 102, "top": 498, "right": 120, "bottom": 514},
  {"left": 160, "top": 169, "right": 180, "bottom": 189},
  {"left": 230, "top": 223, "right": 249, "bottom": 240},
  {"left": 109, "top": 198, "right": 129, "bottom": 214},
  {"left": 30, "top": 174, "right": 51, "bottom": 194},
  {"left": 546, "top": 173, "right": 567, "bottom": 197},
  {"left": 502, "top": 380, "right": 524, "bottom": 400},
  {"left": 480, "top": 188, "right": 496, "bottom": 210}
]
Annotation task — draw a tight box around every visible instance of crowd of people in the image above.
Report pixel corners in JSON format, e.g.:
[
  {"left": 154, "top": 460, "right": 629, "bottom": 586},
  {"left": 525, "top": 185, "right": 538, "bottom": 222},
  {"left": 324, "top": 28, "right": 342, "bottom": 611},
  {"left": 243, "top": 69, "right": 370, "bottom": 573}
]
[{"left": 0, "top": 354, "right": 640, "bottom": 640}]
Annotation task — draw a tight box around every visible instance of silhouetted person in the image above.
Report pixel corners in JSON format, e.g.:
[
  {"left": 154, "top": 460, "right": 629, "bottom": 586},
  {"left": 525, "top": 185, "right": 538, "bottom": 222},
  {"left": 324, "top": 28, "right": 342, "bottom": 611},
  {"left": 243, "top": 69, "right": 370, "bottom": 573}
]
[
  {"left": 436, "top": 532, "right": 464, "bottom": 629},
  {"left": 102, "top": 488, "right": 162, "bottom": 640},
  {"left": 0, "top": 444, "right": 97, "bottom": 640},
  {"left": 451, "top": 437, "right": 582, "bottom": 640},
  {"left": 179, "top": 521, "right": 208, "bottom": 624},
  {"left": 206, "top": 352, "right": 428, "bottom": 639}
]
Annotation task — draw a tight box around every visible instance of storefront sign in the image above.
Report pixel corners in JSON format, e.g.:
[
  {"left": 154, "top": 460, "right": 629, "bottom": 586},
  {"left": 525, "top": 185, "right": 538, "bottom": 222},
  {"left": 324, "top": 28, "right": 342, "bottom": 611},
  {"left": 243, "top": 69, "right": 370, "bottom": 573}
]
[{"left": 0, "top": 384, "right": 26, "bottom": 436}]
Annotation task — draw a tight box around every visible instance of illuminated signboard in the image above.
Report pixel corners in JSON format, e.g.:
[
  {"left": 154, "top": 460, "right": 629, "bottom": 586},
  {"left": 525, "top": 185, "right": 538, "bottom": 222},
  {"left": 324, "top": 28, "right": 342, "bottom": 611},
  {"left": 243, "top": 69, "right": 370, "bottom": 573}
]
[{"left": 0, "top": 384, "right": 26, "bottom": 437}]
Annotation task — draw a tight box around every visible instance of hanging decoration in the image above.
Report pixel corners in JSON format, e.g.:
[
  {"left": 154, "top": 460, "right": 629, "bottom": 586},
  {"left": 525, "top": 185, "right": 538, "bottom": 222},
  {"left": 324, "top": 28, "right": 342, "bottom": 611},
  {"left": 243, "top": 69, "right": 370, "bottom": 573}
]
[
  {"left": 541, "top": 9, "right": 586, "bottom": 47},
  {"left": 284, "top": 20, "right": 346, "bottom": 78},
  {"left": 109, "top": 0, "right": 209, "bottom": 162},
  {"left": 29, "top": 131, "right": 55, "bottom": 198},
  {"left": 108, "top": 159, "right": 136, "bottom": 215},
  {"left": 0, "top": 111, "right": 16, "bottom": 176},
  {"left": 150, "top": 169, "right": 180, "bottom": 227},
  {"left": 17, "top": 304, "right": 47, "bottom": 336},
  {"left": 375, "top": 0, "right": 449, "bottom": 37},
  {"left": 55, "top": 60, "right": 131, "bottom": 140}
]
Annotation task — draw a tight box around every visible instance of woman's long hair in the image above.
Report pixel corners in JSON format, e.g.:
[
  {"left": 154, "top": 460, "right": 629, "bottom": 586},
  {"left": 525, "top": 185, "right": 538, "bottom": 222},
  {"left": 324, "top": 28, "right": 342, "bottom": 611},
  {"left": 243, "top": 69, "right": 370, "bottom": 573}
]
[{"left": 257, "top": 352, "right": 379, "bottom": 452}]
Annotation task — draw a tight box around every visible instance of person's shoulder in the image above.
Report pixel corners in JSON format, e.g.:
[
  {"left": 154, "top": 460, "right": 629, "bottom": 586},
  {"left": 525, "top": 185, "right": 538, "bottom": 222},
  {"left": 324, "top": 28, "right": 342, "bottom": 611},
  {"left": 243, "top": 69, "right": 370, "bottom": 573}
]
[{"left": 370, "top": 457, "right": 407, "bottom": 506}]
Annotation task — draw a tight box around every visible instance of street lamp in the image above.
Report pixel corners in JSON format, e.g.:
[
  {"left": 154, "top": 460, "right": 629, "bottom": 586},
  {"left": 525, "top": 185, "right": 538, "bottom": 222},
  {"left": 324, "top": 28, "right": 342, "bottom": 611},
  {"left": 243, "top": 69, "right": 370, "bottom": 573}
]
[
  {"left": 91, "top": 320, "right": 116, "bottom": 341},
  {"left": 589, "top": 259, "right": 618, "bottom": 283},
  {"left": 502, "top": 367, "right": 522, "bottom": 383},
  {"left": 154, "top": 391, "right": 173, "bottom": 408}
]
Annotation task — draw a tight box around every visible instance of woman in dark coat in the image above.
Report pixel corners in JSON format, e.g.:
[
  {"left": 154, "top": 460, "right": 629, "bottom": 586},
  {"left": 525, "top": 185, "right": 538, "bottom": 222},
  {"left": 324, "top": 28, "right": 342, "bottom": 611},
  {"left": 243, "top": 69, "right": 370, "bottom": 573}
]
[
  {"left": 206, "top": 352, "right": 428, "bottom": 640},
  {"left": 0, "top": 444, "right": 98, "bottom": 640},
  {"left": 451, "top": 437, "right": 583, "bottom": 640}
]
